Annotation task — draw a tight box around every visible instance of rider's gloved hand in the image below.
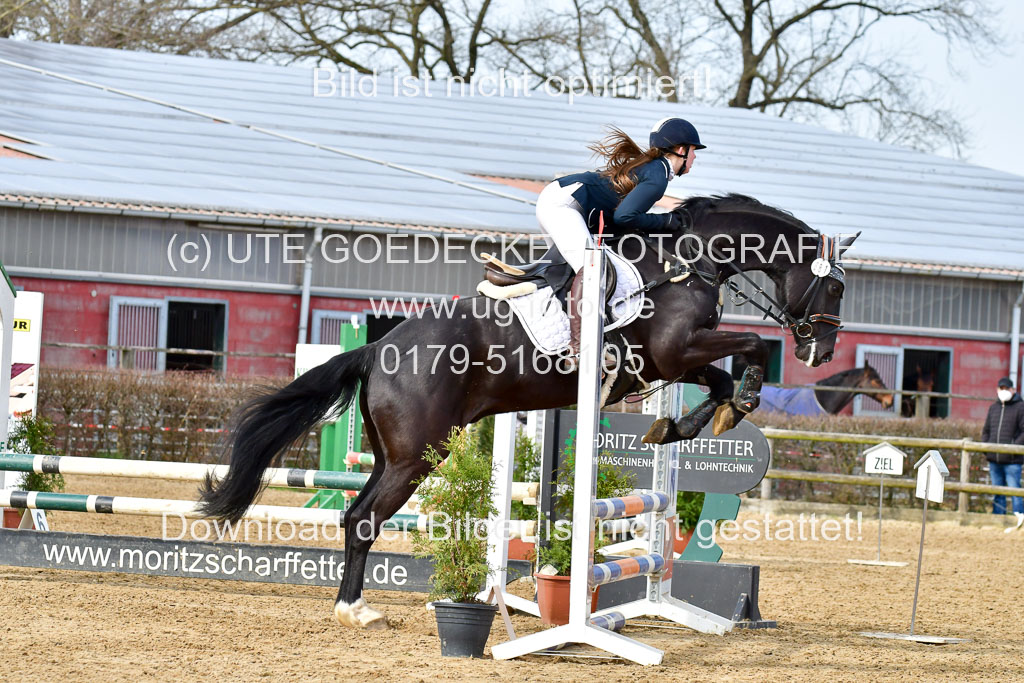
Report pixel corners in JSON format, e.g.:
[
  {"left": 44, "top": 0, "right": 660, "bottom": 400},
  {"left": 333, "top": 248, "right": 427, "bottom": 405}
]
[{"left": 665, "top": 211, "right": 689, "bottom": 232}]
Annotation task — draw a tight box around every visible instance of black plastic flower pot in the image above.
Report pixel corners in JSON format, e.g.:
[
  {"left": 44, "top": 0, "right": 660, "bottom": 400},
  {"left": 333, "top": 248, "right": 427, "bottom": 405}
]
[{"left": 433, "top": 601, "right": 498, "bottom": 658}]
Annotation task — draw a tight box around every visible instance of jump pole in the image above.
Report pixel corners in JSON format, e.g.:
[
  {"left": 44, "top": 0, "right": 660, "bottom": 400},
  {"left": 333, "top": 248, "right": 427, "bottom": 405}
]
[
  {"left": 0, "top": 452, "right": 370, "bottom": 491},
  {"left": 491, "top": 247, "right": 731, "bottom": 666}
]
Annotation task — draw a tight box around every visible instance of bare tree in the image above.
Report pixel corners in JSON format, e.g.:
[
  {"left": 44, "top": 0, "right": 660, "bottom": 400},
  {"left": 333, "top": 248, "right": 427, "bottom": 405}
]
[
  {"left": 191, "top": 0, "right": 517, "bottom": 79},
  {"left": 0, "top": 0, "right": 1001, "bottom": 153},
  {"left": 506, "top": 0, "right": 997, "bottom": 152},
  {"left": 0, "top": 0, "right": 267, "bottom": 53},
  {"left": 703, "top": 0, "right": 998, "bottom": 153}
]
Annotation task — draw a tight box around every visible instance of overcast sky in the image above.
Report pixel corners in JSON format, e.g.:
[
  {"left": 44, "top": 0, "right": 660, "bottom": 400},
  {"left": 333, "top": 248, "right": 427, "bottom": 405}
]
[{"left": 905, "top": 0, "right": 1023, "bottom": 176}]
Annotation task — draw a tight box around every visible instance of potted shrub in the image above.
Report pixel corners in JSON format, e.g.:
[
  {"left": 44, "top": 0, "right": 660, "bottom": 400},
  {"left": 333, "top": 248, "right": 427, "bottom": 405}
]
[
  {"left": 674, "top": 490, "right": 705, "bottom": 554},
  {"left": 411, "top": 428, "right": 499, "bottom": 658},
  {"left": 3, "top": 416, "right": 64, "bottom": 528},
  {"left": 534, "top": 448, "right": 634, "bottom": 625}
]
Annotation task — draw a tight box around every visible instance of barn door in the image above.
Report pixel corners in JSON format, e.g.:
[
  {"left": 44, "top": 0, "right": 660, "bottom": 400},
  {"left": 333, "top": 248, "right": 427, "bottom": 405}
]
[
  {"left": 108, "top": 297, "right": 168, "bottom": 370},
  {"left": 855, "top": 345, "right": 902, "bottom": 416}
]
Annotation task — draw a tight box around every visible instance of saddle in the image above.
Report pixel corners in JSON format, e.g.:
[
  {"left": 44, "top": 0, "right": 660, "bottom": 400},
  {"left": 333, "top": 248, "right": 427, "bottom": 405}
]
[
  {"left": 478, "top": 243, "right": 641, "bottom": 408},
  {"left": 480, "top": 245, "right": 617, "bottom": 307}
]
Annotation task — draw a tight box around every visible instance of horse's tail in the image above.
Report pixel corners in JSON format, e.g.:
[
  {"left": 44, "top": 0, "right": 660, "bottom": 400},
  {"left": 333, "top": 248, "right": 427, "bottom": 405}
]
[{"left": 198, "top": 344, "right": 376, "bottom": 521}]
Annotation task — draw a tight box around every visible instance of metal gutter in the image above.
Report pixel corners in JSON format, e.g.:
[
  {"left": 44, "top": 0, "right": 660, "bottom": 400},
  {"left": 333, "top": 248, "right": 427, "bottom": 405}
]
[
  {"left": 4, "top": 265, "right": 453, "bottom": 301},
  {"left": 1011, "top": 281, "right": 1024, "bottom": 388},
  {"left": 297, "top": 226, "right": 324, "bottom": 344}
]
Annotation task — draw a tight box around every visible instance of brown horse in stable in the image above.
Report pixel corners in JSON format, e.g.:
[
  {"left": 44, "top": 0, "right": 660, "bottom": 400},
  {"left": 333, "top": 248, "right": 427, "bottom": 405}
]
[{"left": 199, "top": 194, "right": 857, "bottom": 629}]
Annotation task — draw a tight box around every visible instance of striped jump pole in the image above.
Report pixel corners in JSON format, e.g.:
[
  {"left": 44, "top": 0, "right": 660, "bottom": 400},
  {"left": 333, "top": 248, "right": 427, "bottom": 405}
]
[
  {"left": 491, "top": 247, "right": 732, "bottom": 666},
  {"left": 0, "top": 488, "right": 492, "bottom": 535},
  {"left": 0, "top": 488, "right": 538, "bottom": 539},
  {"left": 0, "top": 452, "right": 370, "bottom": 492}
]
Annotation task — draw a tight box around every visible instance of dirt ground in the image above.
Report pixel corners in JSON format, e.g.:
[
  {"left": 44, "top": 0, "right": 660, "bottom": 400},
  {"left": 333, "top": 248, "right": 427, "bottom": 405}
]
[{"left": 2, "top": 474, "right": 1023, "bottom": 681}]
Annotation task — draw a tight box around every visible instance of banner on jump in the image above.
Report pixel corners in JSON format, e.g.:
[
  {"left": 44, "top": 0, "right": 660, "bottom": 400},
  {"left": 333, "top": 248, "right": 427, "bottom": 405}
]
[
  {"left": 0, "top": 529, "right": 532, "bottom": 591},
  {"left": 541, "top": 409, "right": 770, "bottom": 512}
]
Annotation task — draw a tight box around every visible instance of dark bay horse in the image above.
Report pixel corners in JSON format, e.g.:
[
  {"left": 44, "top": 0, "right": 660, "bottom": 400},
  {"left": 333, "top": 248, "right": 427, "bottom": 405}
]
[
  {"left": 199, "top": 194, "right": 857, "bottom": 629},
  {"left": 760, "top": 365, "right": 894, "bottom": 416}
]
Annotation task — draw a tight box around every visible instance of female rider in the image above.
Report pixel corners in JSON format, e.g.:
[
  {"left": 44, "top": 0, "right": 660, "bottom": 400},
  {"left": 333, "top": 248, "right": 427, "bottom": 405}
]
[{"left": 535, "top": 117, "right": 704, "bottom": 355}]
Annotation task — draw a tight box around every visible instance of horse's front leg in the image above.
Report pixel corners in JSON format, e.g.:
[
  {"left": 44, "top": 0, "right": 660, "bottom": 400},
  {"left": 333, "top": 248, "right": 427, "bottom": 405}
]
[
  {"left": 675, "top": 329, "right": 770, "bottom": 435},
  {"left": 643, "top": 364, "right": 733, "bottom": 444}
]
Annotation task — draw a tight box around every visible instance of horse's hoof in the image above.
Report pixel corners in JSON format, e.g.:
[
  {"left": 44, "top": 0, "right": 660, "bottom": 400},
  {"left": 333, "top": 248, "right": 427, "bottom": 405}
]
[
  {"left": 712, "top": 404, "right": 739, "bottom": 436},
  {"left": 363, "top": 614, "right": 390, "bottom": 630},
  {"left": 334, "top": 598, "right": 389, "bottom": 629},
  {"left": 642, "top": 418, "right": 677, "bottom": 444}
]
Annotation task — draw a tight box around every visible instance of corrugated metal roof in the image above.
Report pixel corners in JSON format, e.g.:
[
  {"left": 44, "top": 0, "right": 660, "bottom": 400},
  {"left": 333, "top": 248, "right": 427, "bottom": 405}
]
[{"left": 0, "top": 38, "right": 1022, "bottom": 272}]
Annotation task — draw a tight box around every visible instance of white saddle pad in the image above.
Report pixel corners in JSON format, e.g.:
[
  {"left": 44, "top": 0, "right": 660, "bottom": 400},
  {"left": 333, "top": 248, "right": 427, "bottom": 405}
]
[{"left": 496, "top": 251, "right": 646, "bottom": 355}]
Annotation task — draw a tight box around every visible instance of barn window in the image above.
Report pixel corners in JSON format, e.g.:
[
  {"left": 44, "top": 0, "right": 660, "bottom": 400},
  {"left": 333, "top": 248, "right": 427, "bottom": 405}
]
[
  {"left": 311, "top": 310, "right": 367, "bottom": 345},
  {"left": 108, "top": 296, "right": 227, "bottom": 372},
  {"left": 108, "top": 297, "right": 167, "bottom": 371},
  {"left": 165, "top": 299, "right": 227, "bottom": 372},
  {"left": 854, "top": 345, "right": 952, "bottom": 418}
]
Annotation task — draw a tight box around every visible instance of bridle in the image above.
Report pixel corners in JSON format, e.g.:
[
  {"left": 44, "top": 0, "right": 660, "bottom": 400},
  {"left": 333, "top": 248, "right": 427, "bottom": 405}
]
[
  {"left": 627, "top": 221, "right": 846, "bottom": 347},
  {"left": 718, "top": 233, "right": 845, "bottom": 346}
]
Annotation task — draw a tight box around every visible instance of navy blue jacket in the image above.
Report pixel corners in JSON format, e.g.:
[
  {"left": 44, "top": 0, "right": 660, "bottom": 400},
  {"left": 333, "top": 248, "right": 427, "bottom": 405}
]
[{"left": 556, "top": 157, "right": 673, "bottom": 234}]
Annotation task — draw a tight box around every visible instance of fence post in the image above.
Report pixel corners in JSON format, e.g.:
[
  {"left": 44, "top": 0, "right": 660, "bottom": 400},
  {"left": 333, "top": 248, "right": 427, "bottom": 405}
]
[{"left": 958, "top": 438, "right": 972, "bottom": 517}]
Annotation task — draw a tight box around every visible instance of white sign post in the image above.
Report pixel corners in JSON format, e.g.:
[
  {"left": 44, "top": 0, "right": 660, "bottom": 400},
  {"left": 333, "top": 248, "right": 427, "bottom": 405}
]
[
  {"left": 849, "top": 442, "right": 908, "bottom": 567},
  {"left": 3, "top": 291, "right": 46, "bottom": 531},
  {"left": 862, "top": 450, "right": 965, "bottom": 644}
]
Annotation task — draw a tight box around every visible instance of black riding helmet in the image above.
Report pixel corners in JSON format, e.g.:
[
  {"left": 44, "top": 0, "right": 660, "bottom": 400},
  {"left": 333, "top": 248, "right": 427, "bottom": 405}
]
[{"left": 649, "top": 117, "right": 705, "bottom": 151}]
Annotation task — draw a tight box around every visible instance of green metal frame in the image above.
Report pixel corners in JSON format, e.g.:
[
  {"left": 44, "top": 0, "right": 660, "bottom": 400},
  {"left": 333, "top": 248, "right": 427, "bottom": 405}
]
[{"left": 305, "top": 321, "right": 367, "bottom": 510}]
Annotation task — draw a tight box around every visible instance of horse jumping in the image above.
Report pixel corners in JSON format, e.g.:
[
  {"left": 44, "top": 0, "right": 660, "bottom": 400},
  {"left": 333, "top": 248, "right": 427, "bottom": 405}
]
[{"left": 199, "top": 194, "right": 858, "bottom": 629}]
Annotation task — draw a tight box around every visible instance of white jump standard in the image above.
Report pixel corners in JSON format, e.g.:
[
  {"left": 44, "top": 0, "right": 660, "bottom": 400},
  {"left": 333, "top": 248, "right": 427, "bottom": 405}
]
[{"left": 491, "top": 246, "right": 733, "bottom": 666}]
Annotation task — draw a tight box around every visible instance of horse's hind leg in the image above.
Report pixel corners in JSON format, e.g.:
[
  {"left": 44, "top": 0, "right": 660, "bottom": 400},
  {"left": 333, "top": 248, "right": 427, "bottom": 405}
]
[
  {"left": 643, "top": 365, "right": 732, "bottom": 444},
  {"left": 333, "top": 455, "right": 435, "bottom": 629}
]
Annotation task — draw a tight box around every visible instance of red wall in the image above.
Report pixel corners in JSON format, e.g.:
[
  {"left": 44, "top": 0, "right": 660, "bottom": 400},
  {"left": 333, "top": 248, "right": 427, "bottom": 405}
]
[
  {"left": 12, "top": 275, "right": 1015, "bottom": 414},
  {"left": 12, "top": 276, "right": 368, "bottom": 377},
  {"left": 720, "top": 322, "right": 1007, "bottom": 419}
]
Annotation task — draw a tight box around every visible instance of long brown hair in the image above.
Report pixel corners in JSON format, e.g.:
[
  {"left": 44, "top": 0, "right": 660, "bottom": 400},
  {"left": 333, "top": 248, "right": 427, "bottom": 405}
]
[{"left": 587, "top": 126, "right": 664, "bottom": 195}]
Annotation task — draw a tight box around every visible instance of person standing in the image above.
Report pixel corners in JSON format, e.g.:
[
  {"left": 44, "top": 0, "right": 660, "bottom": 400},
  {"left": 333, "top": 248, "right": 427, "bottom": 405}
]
[{"left": 982, "top": 377, "right": 1024, "bottom": 529}]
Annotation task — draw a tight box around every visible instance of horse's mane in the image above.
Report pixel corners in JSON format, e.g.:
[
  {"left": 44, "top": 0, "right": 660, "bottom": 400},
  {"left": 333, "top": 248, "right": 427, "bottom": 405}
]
[
  {"left": 815, "top": 368, "right": 872, "bottom": 385},
  {"left": 815, "top": 366, "right": 877, "bottom": 387},
  {"left": 679, "top": 193, "right": 817, "bottom": 235}
]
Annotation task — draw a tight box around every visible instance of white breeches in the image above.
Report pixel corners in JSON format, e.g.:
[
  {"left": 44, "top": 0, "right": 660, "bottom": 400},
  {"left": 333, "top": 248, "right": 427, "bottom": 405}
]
[{"left": 536, "top": 180, "right": 593, "bottom": 272}]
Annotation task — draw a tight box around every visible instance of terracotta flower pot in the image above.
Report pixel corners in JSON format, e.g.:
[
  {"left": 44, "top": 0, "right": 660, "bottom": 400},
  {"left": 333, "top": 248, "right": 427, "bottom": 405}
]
[
  {"left": 673, "top": 524, "right": 694, "bottom": 555},
  {"left": 534, "top": 573, "right": 601, "bottom": 625},
  {"left": 3, "top": 507, "right": 23, "bottom": 529},
  {"left": 507, "top": 538, "right": 535, "bottom": 561}
]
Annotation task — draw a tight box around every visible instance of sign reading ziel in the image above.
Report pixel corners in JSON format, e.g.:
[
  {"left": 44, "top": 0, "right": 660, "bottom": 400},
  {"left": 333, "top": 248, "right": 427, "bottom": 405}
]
[
  {"left": 863, "top": 442, "right": 906, "bottom": 476},
  {"left": 542, "top": 410, "right": 770, "bottom": 501}
]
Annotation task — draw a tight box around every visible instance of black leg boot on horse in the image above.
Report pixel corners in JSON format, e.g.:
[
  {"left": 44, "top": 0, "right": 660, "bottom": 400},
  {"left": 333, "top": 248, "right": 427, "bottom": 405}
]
[
  {"left": 713, "top": 364, "right": 765, "bottom": 434},
  {"left": 643, "top": 365, "right": 735, "bottom": 444}
]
